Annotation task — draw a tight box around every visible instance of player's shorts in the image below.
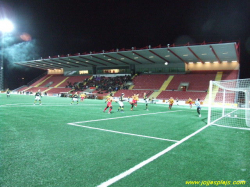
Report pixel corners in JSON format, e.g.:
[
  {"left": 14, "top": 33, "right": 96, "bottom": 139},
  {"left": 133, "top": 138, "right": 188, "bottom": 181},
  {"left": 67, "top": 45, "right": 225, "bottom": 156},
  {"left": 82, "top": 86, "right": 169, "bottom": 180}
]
[
  {"left": 169, "top": 103, "right": 173, "bottom": 106},
  {"left": 118, "top": 101, "right": 124, "bottom": 106},
  {"left": 107, "top": 102, "right": 112, "bottom": 107},
  {"left": 144, "top": 99, "right": 149, "bottom": 103},
  {"left": 72, "top": 98, "right": 78, "bottom": 102},
  {"left": 35, "top": 96, "right": 41, "bottom": 101}
]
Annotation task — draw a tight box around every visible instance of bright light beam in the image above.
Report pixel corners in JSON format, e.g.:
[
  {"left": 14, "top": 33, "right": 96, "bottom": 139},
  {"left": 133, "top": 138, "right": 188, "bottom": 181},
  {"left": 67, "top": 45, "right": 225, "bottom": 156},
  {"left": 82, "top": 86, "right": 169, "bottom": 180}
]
[{"left": 0, "top": 19, "right": 14, "bottom": 33}]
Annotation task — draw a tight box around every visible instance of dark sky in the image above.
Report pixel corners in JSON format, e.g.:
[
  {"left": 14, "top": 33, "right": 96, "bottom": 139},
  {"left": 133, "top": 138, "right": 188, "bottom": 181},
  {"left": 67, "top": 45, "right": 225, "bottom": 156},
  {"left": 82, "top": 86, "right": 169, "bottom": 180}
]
[{"left": 1, "top": 0, "right": 250, "bottom": 89}]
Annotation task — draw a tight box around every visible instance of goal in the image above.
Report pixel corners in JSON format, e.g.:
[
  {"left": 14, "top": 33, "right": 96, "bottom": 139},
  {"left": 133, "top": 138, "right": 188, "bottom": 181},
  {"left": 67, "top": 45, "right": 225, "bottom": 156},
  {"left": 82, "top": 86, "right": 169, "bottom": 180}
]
[{"left": 207, "top": 79, "right": 250, "bottom": 129}]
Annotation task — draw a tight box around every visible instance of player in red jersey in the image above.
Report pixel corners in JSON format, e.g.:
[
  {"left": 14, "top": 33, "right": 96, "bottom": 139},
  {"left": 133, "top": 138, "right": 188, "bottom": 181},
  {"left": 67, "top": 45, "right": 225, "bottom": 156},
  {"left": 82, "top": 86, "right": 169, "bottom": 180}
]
[
  {"left": 103, "top": 93, "right": 114, "bottom": 114},
  {"left": 167, "top": 97, "right": 174, "bottom": 110},
  {"left": 187, "top": 97, "right": 193, "bottom": 109},
  {"left": 130, "top": 94, "right": 138, "bottom": 111},
  {"left": 134, "top": 93, "right": 139, "bottom": 107}
]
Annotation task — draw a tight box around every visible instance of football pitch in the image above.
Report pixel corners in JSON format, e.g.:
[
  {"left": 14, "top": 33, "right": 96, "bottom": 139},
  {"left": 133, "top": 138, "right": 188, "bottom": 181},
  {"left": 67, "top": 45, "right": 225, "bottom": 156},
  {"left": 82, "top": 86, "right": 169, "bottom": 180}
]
[{"left": 1, "top": 94, "right": 249, "bottom": 187}]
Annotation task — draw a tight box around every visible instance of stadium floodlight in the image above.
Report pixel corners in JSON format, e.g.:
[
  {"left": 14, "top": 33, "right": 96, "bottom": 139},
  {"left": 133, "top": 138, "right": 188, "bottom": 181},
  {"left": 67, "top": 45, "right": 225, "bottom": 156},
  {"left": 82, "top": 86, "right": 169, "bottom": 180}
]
[
  {"left": 0, "top": 19, "right": 14, "bottom": 90},
  {"left": 207, "top": 79, "right": 250, "bottom": 130},
  {"left": 0, "top": 19, "right": 14, "bottom": 33}
]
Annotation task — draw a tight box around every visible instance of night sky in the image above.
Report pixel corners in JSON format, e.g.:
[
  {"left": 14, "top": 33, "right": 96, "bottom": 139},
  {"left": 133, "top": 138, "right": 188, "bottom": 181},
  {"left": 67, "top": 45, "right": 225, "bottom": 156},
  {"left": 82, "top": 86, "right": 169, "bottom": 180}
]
[{"left": 1, "top": 0, "right": 250, "bottom": 89}]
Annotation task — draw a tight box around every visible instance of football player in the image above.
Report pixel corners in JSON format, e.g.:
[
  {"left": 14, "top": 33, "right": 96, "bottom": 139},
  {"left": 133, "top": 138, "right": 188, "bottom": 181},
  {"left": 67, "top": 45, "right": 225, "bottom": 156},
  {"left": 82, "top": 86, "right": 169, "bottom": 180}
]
[
  {"left": 34, "top": 89, "right": 42, "bottom": 105},
  {"left": 71, "top": 92, "right": 79, "bottom": 104}
]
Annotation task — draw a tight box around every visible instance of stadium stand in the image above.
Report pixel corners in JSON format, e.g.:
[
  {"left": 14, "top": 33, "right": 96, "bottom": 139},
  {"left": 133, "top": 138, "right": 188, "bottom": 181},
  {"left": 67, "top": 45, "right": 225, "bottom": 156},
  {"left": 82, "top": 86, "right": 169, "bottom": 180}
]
[
  {"left": 132, "top": 74, "right": 169, "bottom": 89},
  {"left": 213, "top": 70, "right": 239, "bottom": 103},
  {"left": 221, "top": 70, "right": 239, "bottom": 80},
  {"left": 166, "top": 71, "right": 217, "bottom": 91},
  {"left": 122, "top": 70, "right": 239, "bottom": 101},
  {"left": 14, "top": 70, "right": 239, "bottom": 100},
  {"left": 12, "top": 42, "right": 240, "bottom": 103},
  {"left": 15, "top": 75, "right": 92, "bottom": 95}
]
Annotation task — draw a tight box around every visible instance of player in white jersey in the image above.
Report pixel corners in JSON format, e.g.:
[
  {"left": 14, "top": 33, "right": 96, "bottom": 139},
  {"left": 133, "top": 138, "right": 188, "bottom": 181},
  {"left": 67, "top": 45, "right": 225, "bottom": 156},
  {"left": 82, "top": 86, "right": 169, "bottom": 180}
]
[
  {"left": 6, "top": 88, "right": 10, "bottom": 98},
  {"left": 117, "top": 93, "right": 125, "bottom": 113},
  {"left": 71, "top": 92, "right": 79, "bottom": 104},
  {"left": 143, "top": 93, "right": 149, "bottom": 111},
  {"left": 34, "top": 89, "right": 42, "bottom": 105}
]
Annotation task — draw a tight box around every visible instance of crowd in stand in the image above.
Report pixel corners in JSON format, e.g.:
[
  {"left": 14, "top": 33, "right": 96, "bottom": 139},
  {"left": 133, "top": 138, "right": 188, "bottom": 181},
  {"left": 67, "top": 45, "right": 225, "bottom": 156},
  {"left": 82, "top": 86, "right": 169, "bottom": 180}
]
[{"left": 65, "top": 75, "right": 132, "bottom": 93}]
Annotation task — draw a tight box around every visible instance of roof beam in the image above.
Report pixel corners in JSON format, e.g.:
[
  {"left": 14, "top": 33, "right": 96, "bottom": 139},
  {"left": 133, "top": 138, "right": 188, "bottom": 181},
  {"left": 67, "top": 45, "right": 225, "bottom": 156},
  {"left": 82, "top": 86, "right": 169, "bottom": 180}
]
[
  {"left": 149, "top": 50, "right": 169, "bottom": 63},
  {"left": 187, "top": 47, "right": 204, "bottom": 64},
  {"left": 78, "top": 56, "right": 107, "bottom": 66},
  {"left": 91, "top": 55, "right": 118, "bottom": 65},
  {"left": 209, "top": 45, "right": 222, "bottom": 63},
  {"left": 132, "top": 51, "right": 155, "bottom": 63},
  {"left": 35, "top": 60, "right": 67, "bottom": 68},
  {"left": 15, "top": 62, "right": 47, "bottom": 70},
  {"left": 45, "top": 59, "right": 75, "bottom": 68},
  {"left": 27, "top": 61, "right": 57, "bottom": 69},
  {"left": 104, "top": 54, "right": 129, "bottom": 65},
  {"left": 167, "top": 49, "right": 187, "bottom": 64},
  {"left": 117, "top": 53, "right": 142, "bottom": 64},
  {"left": 70, "top": 57, "right": 95, "bottom": 66},
  {"left": 60, "top": 58, "right": 88, "bottom": 67},
  {"left": 54, "top": 58, "right": 81, "bottom": 67}
]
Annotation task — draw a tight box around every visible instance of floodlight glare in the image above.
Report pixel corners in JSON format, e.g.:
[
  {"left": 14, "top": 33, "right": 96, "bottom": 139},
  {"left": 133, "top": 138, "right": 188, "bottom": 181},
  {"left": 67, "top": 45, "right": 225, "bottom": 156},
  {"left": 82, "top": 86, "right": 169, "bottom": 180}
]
[{"left": 0, "top": 19, "right": 14, "bottom": 33}]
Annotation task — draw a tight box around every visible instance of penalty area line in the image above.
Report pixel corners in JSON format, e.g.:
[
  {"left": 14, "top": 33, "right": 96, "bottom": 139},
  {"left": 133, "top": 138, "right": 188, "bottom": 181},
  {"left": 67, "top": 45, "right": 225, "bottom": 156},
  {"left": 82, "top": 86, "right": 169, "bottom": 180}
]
[
  {"left": 67, "top": 123, "right": 178, "bottom": 143},
  {"left": 97, "top": 123, "right": 211, "bottom": 187},
  {"left": 72, "top": 110, "right": 183, "bottom": 124}
]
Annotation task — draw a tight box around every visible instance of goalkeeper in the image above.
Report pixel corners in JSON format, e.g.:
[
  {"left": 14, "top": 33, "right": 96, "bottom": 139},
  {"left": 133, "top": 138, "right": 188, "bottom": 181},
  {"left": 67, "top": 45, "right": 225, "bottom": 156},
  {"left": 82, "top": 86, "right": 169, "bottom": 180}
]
[{"left": 195, "top": 98, "right": 201, "bottom": 117}]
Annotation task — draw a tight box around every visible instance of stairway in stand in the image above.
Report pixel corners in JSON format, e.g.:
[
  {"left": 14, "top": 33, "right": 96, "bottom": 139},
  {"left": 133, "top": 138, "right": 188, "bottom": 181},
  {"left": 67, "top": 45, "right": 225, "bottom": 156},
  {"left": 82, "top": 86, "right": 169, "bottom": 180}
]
[{"left": 149, "top": 75, "right": 174, "bottom": 99}]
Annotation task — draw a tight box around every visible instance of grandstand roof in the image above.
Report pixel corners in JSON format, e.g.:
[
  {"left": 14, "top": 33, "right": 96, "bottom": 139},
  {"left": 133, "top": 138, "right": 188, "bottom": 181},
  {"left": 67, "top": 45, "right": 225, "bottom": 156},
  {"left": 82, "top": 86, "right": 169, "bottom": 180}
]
[{"left": 15, "top": 42, "right": 239, "bottom": 70}]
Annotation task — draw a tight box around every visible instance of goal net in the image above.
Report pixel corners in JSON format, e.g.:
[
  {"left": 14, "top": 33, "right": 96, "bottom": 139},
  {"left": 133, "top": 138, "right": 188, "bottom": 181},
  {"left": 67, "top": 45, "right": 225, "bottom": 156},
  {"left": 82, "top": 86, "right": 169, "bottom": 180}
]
[{"left": 207, "top": 79, "right": 250, "bottom": 129}]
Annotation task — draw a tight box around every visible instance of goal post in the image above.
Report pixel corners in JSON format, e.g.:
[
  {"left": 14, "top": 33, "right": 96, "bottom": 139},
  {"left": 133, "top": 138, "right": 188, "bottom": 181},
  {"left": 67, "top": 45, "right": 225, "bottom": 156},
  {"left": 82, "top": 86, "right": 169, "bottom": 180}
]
[{"left": 207, "top": 79, "right": 250, "bottom": 129}]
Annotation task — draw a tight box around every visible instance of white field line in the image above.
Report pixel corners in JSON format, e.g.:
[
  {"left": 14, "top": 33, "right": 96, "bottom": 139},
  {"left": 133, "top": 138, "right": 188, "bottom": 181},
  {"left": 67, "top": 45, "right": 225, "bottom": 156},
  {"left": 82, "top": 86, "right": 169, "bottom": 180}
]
[
  {"left": 212, "top": 124, "right": 250, "bottom": 131},
  {"left": 67, "top": 111, "right": 182, "bottom": 143},
  {"left": 97, "top": 123, "right": 211, "bottom": 187},
  {"left": 68, "top": 123, "right": 178, "bottom": 142},
  {"left": 71, "top": 110, "right": 183, "bottom": 124}
]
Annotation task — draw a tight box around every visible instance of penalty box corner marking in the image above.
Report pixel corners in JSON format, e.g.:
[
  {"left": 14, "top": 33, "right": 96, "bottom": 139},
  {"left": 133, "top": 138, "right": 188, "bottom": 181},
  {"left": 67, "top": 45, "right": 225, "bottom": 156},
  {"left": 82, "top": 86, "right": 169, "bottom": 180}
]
[
  {"left": 67, "top": 122, "right": 179, "bottom": 142},
  {"left": 97, "top": 123, "right": 211, "bottom": 187},
  {"left": 66, "top": 111, "right": 183, "bottom": 143}
]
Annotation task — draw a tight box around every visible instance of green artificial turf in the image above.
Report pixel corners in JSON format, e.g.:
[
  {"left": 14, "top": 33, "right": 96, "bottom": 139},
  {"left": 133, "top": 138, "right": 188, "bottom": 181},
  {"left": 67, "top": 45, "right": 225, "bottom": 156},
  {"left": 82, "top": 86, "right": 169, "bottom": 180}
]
[{"left": 1, "top": 94, "right": 249, "bottom": 187}]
